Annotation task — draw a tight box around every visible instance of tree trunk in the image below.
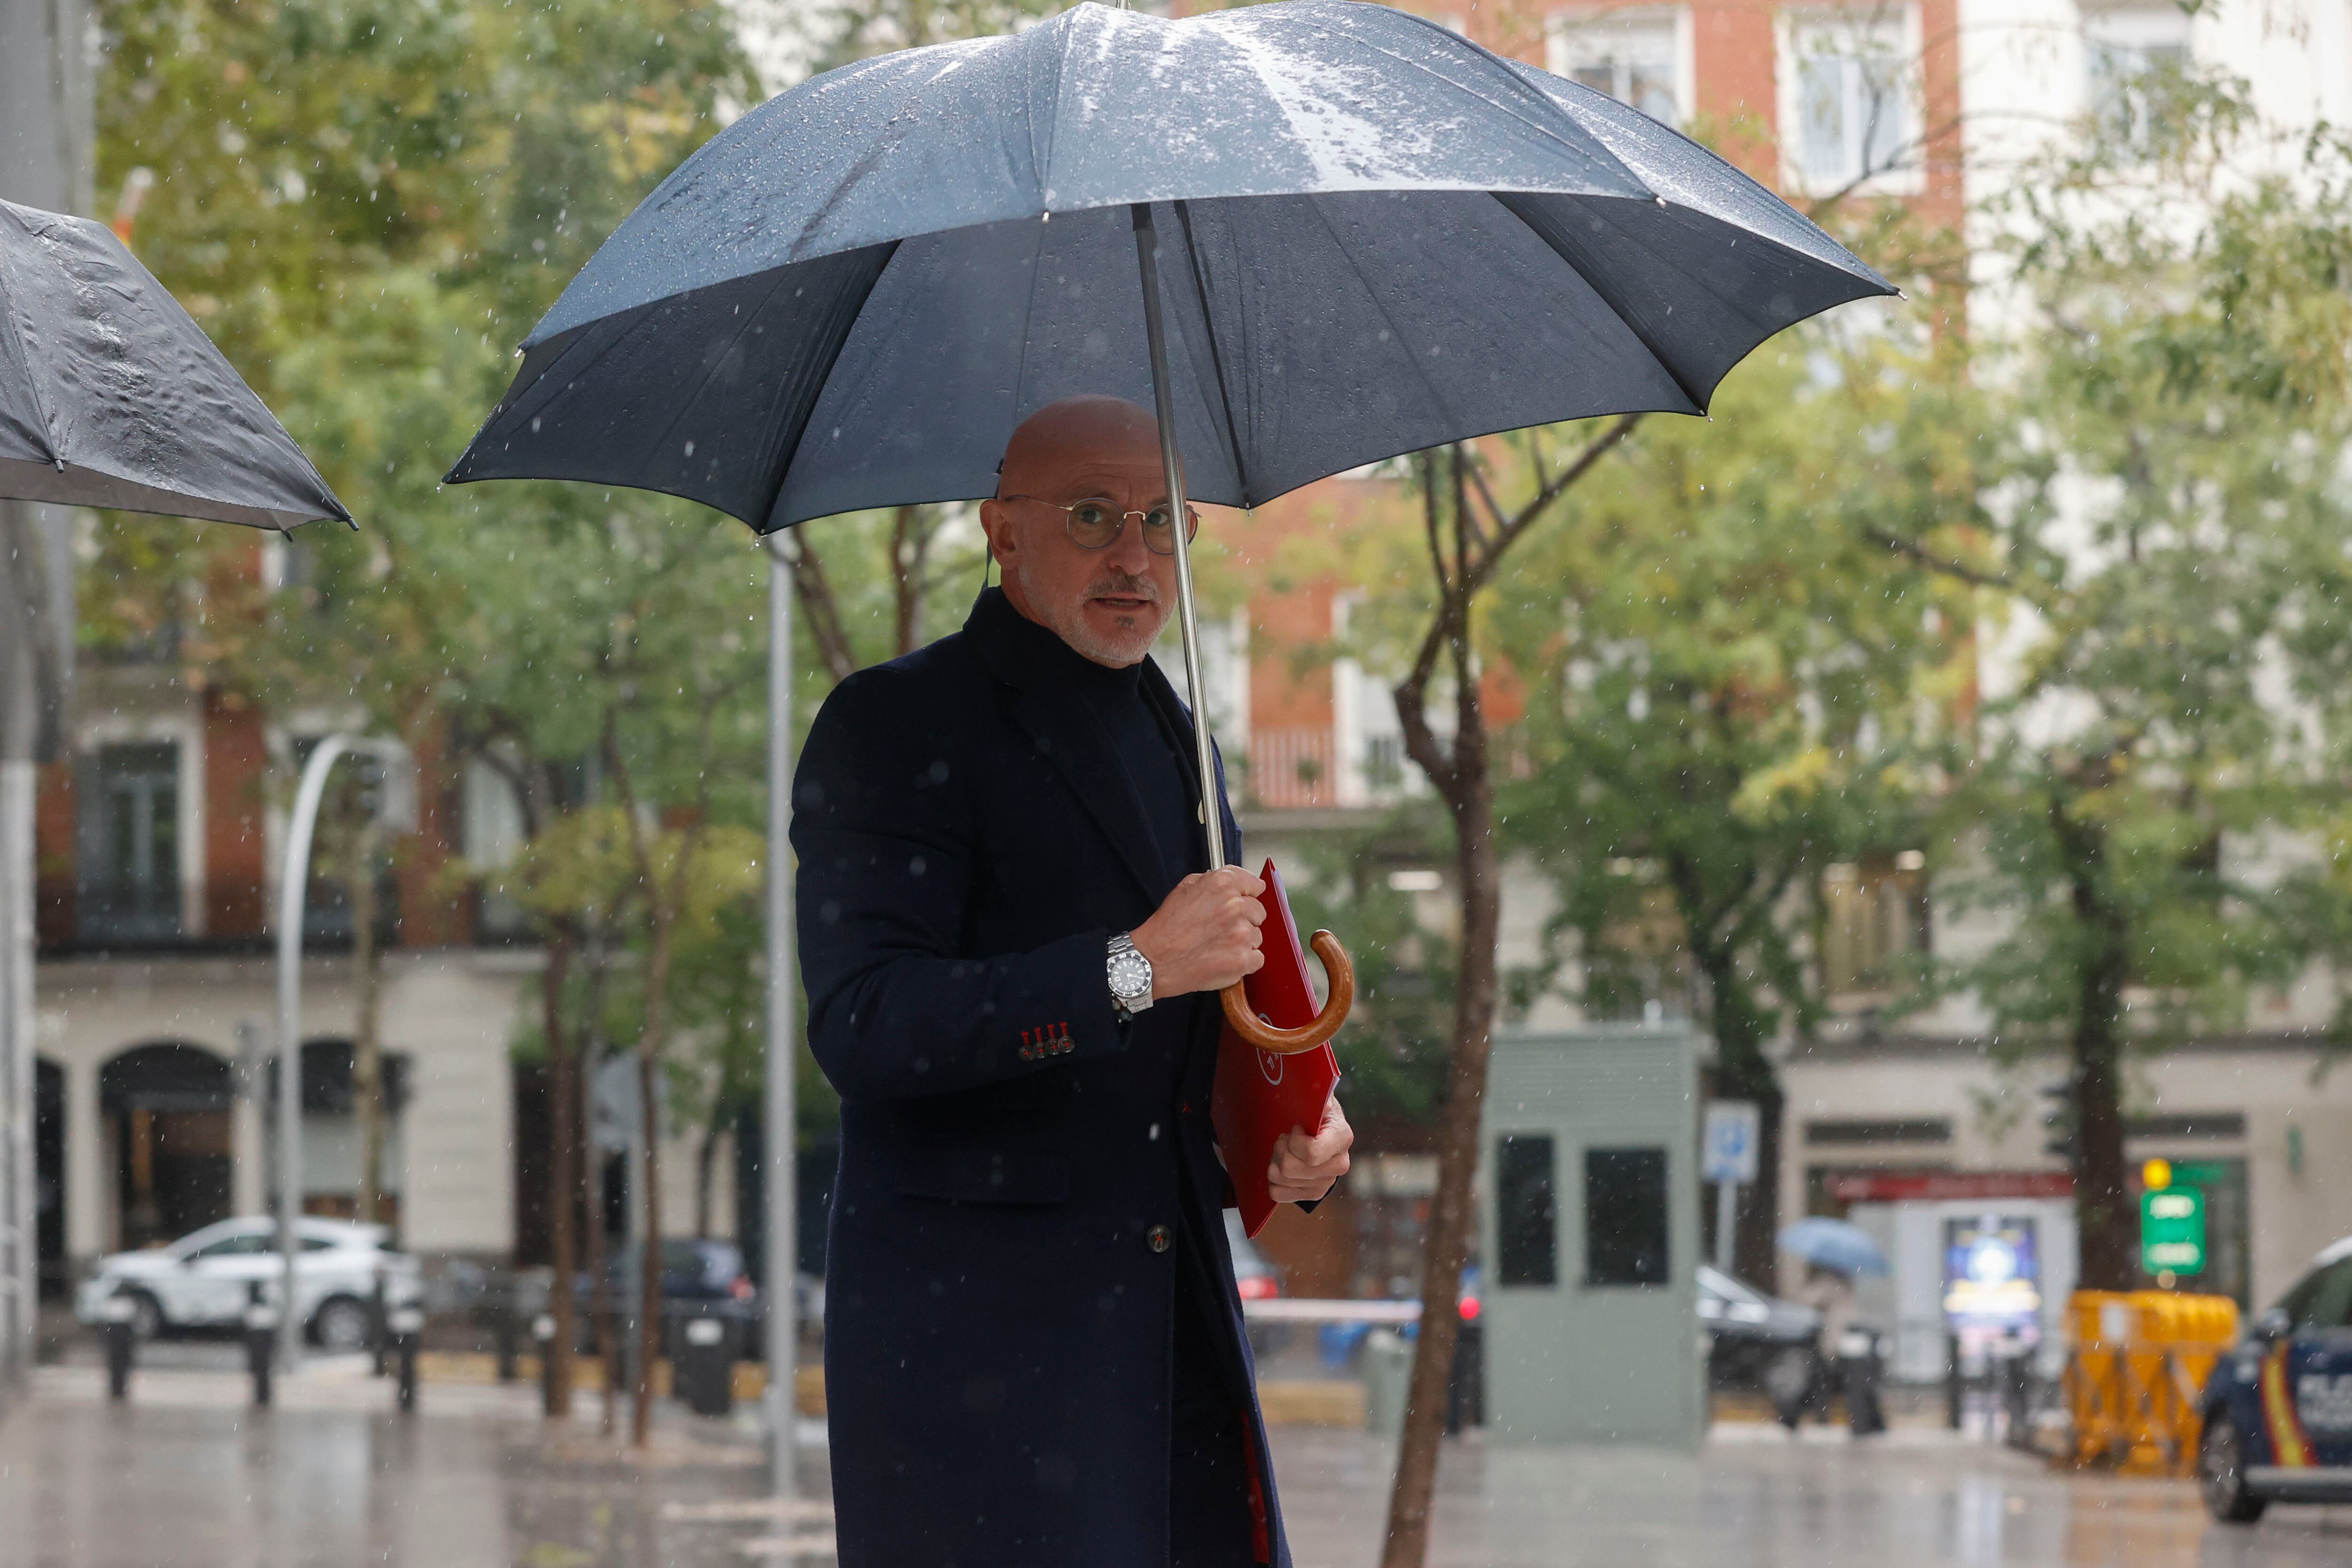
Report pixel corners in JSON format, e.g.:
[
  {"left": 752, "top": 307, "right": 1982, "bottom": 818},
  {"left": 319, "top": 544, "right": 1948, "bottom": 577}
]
[
  {"left": 1381, "top": 447, "right": 1501, "bottom": 1568},
  {"left": 580, "top": 927, "right": 617, "bottom": 1434},
  {"left": 633, "top": 905, "right": 679, "bottom": 1449},
  {"left": 349, "top": 818, "right": 387, "bottom": 1228},
  {"left": 540, "top": 929, "right": 579, "bottom": 1419},
  {"left": 1685, "top": 929, "right": 1783, "bottom": 1286},
  {"left": 890, "top": 505, "right": 933, "bottom": 656},
  {"left": 1378, "top": 751, "right": 1498, "bottom": 1568},
  {"left": 2054, "top": 796, "right": 2135, "bottom": 1289}
]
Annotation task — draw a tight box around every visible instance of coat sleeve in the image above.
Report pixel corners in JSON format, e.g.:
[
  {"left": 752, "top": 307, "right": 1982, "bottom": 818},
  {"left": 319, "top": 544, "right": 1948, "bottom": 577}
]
[{"left": 790, "top": 667, "right": 1128, "bottom": 1104}]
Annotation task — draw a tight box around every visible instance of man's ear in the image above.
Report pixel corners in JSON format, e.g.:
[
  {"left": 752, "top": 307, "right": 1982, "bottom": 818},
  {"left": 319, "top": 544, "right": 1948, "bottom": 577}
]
[{"left": 978, "top": 498, "right": 1014, "bottom": 562}]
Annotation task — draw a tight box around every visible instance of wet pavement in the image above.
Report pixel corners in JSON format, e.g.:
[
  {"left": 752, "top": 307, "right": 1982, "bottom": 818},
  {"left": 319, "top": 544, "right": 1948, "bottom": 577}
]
[{"left": 4, "top": 1362, "right": 2349, "bottom": 1567}]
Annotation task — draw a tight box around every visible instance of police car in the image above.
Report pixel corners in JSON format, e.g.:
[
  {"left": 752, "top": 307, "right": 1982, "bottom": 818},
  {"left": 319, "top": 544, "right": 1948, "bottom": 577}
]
[{"left": 2198, "top": 1234, "right": 2352, "bottom": 1521}]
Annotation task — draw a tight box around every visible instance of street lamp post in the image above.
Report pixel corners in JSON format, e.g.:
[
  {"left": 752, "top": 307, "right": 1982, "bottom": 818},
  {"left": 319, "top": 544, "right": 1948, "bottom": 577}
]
[
  {"left": 274, "top": 735, "right": 413, "bottom": 1369},
  {"left": 764, "top": 537, "right": 797, "bottom": 1496}
]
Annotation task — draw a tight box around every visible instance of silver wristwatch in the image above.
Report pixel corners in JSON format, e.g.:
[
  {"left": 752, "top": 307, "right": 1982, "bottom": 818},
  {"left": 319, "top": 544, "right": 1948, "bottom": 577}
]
[{"left": 1107, "top": 932, "right": 1154, "bottom": 1016}]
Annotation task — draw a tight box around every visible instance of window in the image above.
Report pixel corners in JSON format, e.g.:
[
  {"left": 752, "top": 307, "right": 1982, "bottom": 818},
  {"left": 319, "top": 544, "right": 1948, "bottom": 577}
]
[
  {"left": 2282, "top": 1258, "right": 2352, "bottom": 1332},
  {"left": 1820, "top": 860, "right": 1928, "bottom": 996},
  {"left": 77, "top": 741, "right": 182, "bottom": 942},
  {"left": 1550, "top": 12, "right": 1684, "bottom": 127},
  {"left": 1585, "top": 1146, "right": 1670, "bottom": 1286},
  {"left": 2085, "top": 8, "right": 2190, "bottom": 150},
  {"left": 463, "top": 756, "right": 532, "bottom": 941},
  {"left": 1495, "top": 1135, "right": 1558, "bottom": 1286},
  {"left": 187, "top": 1232, "right": 271, "bottom": 1260},
  {"left": 1790, "top": 13, "right": 1918, "bottom": 191}
]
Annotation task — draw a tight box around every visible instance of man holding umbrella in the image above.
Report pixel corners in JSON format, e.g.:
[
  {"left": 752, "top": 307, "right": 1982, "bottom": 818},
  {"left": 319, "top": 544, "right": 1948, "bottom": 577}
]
[
  {"left": 793, "top": 393, "right": 1352, "bottom": 1567},
  {"left": 447, "top": 6, "right": 1898, "bottom": 1558}
]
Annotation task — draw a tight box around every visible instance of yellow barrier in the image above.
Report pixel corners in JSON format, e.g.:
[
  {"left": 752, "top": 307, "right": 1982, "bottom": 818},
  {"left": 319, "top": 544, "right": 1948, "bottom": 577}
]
[{"left": 2061, "top": 1289, "right": 2239, "bottom": 1475}]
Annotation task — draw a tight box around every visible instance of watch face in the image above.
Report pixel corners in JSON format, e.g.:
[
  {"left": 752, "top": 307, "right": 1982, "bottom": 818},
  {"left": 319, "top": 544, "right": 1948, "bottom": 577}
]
[{"left": 1110, "top": 950, "right": 1151, "bottom": 998}]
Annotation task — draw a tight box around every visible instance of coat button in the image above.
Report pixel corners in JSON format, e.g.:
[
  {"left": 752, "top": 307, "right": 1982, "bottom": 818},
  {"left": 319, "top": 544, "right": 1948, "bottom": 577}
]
[{"left": 1145, "top": 1225, "right": 1172, "bottom": 1254}]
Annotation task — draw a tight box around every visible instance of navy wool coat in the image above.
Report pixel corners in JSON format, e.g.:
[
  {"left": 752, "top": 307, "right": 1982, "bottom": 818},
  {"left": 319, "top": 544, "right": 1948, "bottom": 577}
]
[{"left": 792, "top": 587, "right": 1294, "bottom": 1568}]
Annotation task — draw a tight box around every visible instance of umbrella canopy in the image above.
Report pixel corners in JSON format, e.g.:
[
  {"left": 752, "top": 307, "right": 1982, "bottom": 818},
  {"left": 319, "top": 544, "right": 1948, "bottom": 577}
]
[
  {"left": 0, "top": 199, "right": 350, "bottom": 530},
  {"left": 1778, "top": 1217, "right": 1890, "bottom": 1278},
  {"left": 446, "top": 0, "right": 1892, "bottom": 530}
]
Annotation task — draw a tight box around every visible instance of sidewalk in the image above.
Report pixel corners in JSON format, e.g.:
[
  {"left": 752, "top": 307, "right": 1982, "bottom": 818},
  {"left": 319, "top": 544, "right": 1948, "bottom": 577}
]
[{"left": 7, "top": 1363, "right": 2349, "bottom": 1567}]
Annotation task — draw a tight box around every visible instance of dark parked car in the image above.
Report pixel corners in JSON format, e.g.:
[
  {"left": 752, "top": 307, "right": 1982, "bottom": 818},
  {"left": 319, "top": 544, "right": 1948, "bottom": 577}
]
[
  {"left": 577, "top": 1238, "right": 761, "bottom": 1353},
  {"left": 1698, "top": 1264, "right": 1821, "bottom": 1401}
]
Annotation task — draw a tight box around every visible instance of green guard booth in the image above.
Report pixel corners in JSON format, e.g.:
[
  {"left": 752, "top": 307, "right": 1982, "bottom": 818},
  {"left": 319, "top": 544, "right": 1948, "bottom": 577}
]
[{"left": 1478, "top": 1025, "right": 1704, "bottom": 1449}]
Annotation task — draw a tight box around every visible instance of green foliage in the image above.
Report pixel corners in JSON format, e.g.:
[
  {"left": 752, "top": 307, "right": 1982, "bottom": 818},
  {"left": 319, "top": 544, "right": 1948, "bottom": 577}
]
[
  {"left": 1494, "top": 319, "right": 1987, "bottom": 1070},
  {"left": 1938, "top": 113, "right": 2352, "bottom": 1059}
]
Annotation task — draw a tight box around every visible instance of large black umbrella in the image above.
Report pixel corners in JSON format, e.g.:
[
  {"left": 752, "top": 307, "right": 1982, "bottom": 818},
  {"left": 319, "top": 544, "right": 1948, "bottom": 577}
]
[
  {"left": 0, "top": 198, "right": 350, "bottom": 530},
  {"left": 449, "top": 0, "right": 1892, "bottom": 1047}
]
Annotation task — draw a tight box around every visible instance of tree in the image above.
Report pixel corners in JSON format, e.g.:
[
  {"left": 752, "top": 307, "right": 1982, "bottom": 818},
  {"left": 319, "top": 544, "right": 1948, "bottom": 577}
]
[
  {"left": 1883, "top": 96, "right": 2352, "bottom": 1288},
  {"left": 1361, "top": 420, "right": 1636, "bottom": 1568},
  {"left": 1502, "top": 319, "right": 1989, "bottom": 1278},
  {"left": 90, "top": 0, "right": 760, "bottom": 1423}
]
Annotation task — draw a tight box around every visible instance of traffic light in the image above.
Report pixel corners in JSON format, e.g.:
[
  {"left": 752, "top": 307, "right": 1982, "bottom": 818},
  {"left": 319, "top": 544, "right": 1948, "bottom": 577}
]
[{"left": 2040, "top": 1081, "right": 2078, "bottom": 1164}]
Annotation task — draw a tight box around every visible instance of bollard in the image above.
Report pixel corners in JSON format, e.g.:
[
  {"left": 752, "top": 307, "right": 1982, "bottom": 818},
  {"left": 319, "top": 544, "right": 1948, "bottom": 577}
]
[
  {"left": 371, "top": 1276, "right": 390, "bottom": 1377},
  {"left": 244, "top": 1284, "right": 281, "bottom": 1408},
  {"left": 2001, "top": 1345, "right": 2034, "bottom": 1448},
  {"left": 95, "top": 1294, "right": 137, "bottom": 1401},
  {"left": 493, "top": 1302, "right": 521, "bottom": 1384},
  {"left": 672, "top": 1306, "right": 741, "bottom": 1417},
  {"left": 532, "top": 1313, "right": 558, "bottom": 1405},
  {"left": 1446, "top": 1319, "right": 1485, "bottom": 1433},
  {"left": 389, "top": 1306, "right": 424, "bottom": 1413}
]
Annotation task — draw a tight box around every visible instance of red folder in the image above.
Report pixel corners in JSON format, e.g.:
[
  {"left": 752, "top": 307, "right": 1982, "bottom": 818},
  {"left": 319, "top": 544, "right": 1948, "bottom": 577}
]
[{"left": 1212, "top": 859, "right": 1342, "bottom": 1238}]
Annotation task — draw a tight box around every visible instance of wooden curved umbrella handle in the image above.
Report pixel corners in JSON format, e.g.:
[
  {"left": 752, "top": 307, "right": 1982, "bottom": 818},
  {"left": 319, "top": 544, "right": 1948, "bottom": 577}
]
[{"left": 1220, "top": 930, "right": 1355, "bottom": 1057}]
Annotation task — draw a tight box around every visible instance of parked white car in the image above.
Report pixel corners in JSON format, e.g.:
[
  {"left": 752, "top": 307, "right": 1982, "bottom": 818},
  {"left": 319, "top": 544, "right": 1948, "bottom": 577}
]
[{"left": 75, "top": 1217, "right": 422, "bottom": 1352}]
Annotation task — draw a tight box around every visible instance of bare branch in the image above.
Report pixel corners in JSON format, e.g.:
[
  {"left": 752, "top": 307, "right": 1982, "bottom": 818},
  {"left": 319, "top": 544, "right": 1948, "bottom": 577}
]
[
  {"left": 1467, "top": 413, "right": 1644, "bottom": 594},
  {"left": 773, "top": 531, "right": 859, "bottom": 683},
  {"left": 1865, "top": 526, "right": 2015, "bottom": 592}
]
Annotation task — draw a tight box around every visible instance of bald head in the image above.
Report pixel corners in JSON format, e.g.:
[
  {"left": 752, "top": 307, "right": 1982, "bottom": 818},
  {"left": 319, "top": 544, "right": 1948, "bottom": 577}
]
[
  {"left": 981, "top": 396, "right": 1180, "bottom": 668},
  {"left": 997, "top": 396, "right": 1162, "bottom": 501}
]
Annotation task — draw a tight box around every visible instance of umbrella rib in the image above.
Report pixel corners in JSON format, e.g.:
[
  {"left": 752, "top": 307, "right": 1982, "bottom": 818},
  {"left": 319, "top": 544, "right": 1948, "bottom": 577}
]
[
  {"left": 1493, "top": 193, "right": 1709, "bottom": 414},
  {"left": 1168, "top": 201, "right": 1248, "bottom": 505},
  {"left": 1300, "top": 195, "right": 1461, "bottom": 444},
  {"left": 635, "top": 268, "right": 807, "bottom": 479}
]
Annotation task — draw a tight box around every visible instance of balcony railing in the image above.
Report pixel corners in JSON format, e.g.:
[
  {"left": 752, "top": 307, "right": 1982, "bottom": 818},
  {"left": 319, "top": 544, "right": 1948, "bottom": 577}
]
[{"left": 1247, "top": 727, "right": 1338, "bottom": 809}]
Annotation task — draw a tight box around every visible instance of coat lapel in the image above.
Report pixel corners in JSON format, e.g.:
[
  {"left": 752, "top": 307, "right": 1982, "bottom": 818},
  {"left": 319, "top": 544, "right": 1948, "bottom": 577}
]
[
  {"left": 1006, "top": 681, "right": 1172, "bottom": 907},
  {"left": 1138, "top": 654, "right": 1245, "bottom": 868}
]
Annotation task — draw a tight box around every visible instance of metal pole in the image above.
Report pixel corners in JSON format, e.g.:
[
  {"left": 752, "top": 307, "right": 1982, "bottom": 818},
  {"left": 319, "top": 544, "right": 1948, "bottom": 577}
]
[
  {"left": 0, "top": 0, "right": 92, "bottom": 1407},
  {"left": 277, "top": 735, "right": 352, "bottom": 1369},
  {"left": 1714, "top": 1181, "right": 1737, "bottom": 1274},
  {"left": 763, "top": 537, "right": 798, "bottom": 1496},
  {"left": 1129, "top": 203, "right": 1225, "bottom": 873}
]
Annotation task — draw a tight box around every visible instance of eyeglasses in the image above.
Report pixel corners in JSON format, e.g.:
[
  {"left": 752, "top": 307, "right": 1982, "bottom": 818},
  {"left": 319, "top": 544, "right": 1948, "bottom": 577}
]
[{"left": 999, "top": 494, "right": 1202, "bottom": 556}]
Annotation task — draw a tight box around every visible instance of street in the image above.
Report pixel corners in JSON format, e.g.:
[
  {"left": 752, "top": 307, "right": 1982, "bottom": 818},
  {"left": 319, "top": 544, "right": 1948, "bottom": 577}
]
[{"left": 4, "top": 1362, "right": 2347, "bottom": 1568}]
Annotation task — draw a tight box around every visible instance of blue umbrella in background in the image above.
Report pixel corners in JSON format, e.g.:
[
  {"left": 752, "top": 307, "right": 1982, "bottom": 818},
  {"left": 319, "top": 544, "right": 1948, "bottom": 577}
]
[
  {"left": 1779, "top": 1217, "right": 1891, "bottom": 1278},
  {"left": 447, "top": 0, "right": 1894, "bottom": 1043}
]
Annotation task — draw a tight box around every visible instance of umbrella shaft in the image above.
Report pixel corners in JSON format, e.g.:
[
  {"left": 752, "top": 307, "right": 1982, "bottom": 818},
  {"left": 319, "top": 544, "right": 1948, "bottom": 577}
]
[{"left": 1130, "top": 204, "right": 1225, "bottom": 874}]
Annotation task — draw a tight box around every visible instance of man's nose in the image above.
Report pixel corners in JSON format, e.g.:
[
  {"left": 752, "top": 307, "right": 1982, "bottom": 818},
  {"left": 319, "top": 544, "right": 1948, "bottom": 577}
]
[{"left": 1105, "top": 515, "right": 1156, "bottom": 575}]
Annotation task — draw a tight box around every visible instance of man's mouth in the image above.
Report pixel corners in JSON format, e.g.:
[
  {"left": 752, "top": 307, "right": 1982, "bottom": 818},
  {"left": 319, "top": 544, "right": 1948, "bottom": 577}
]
[{"left": 1089, "top": 590, "right": 1158, "bottom": 613}]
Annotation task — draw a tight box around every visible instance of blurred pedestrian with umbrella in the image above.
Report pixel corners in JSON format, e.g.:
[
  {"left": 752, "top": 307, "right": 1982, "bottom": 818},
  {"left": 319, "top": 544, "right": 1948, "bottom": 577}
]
[
  {"left": 1781, "top": 1218, "right": 1890, "bottom": 1435},
  {"left": 449, "top": 3, "right": 1894, "bottom": 1561}
]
